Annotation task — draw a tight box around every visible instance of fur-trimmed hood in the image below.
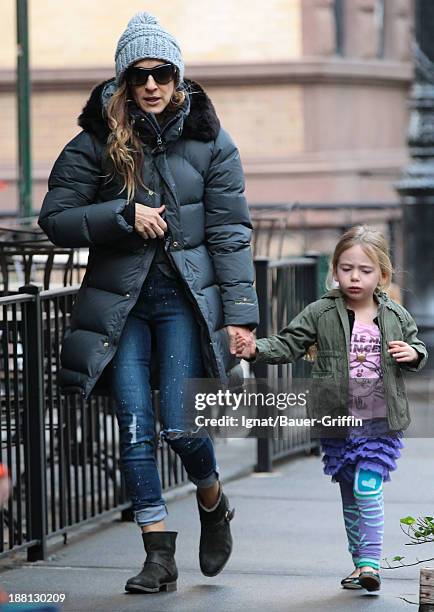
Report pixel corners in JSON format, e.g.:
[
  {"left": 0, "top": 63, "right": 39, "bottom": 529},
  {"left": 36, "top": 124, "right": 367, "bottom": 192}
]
[{"left": 78, "top": 78, "right": 220, "bottom": 145}]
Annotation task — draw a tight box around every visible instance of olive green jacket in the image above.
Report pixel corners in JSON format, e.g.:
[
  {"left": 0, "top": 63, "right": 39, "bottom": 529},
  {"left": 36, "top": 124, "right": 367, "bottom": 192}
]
[{"left": 254, "top": 290, "right": 428, "bottom": 431}]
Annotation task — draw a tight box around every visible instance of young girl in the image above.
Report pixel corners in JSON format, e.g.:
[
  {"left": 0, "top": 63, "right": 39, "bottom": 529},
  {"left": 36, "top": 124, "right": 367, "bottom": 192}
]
[{"left": 235, "top": 226, "right": 427, "bottom": 592}]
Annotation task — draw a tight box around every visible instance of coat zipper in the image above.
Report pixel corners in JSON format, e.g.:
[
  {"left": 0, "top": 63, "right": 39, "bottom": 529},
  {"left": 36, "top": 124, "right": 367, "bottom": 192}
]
[
  {"left": 140, "top": 111, "right": 222, "bottom": 380},
  {"left": 143, "top": 113, "right": 181, "bottom": 153},
  {"left": 378, "top": 304, "right": 393, "bottom": 426},
  {"left": 162, "top": 242, "right": 222, "bottom": 380}
]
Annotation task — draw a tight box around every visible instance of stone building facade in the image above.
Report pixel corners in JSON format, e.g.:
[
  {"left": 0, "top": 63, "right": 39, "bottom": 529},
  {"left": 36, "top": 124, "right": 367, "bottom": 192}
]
[{"left": 0, "top": 0, "right": 413, "bottom": 212}]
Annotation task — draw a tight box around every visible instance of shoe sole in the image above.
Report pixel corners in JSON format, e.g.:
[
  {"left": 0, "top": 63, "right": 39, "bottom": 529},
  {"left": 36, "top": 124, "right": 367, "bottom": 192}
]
[
  {"left": 125, "top": 581, "right": 177, "bottom": 594},
  {"left": 341, "top": 582, "right": 362, "bottom": 590},
  {"left": 359, "top": 576, "right": 380, "bottom": 592}
]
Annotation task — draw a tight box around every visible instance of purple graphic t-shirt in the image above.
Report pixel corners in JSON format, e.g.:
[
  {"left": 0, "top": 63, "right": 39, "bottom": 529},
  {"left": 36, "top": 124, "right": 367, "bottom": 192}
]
[{"left": 348, "top": 321, "right": 387, "bottom": 420}]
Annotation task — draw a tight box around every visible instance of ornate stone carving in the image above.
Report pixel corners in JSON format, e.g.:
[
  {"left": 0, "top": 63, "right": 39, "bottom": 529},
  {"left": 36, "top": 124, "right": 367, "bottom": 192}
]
[{"left": 413, "top": 42, "right": 434, "bottom": 85}]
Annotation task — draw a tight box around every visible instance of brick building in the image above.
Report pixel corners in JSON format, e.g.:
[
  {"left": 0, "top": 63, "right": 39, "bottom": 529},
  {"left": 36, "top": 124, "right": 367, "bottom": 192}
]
[{"left": 0, "top": 0, "right": 413, "bottom": 213}]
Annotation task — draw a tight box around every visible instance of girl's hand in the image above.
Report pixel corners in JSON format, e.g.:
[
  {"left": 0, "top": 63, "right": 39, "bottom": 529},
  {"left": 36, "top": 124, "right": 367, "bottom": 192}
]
[
  {"left": 135, "top": 204, "right": 167, "bottom": 239},
  {"left": 388, "top": 340, "right": 419, "bottom": 363},
  {"left": 235, "top": 331, "right": 256, "bottom": 359}
]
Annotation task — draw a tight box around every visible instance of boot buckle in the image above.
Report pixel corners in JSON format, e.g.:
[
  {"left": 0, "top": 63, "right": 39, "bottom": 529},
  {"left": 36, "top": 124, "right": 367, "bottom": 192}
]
[{"left": 225, "top": 508, "right": 235, "bottom": 522}]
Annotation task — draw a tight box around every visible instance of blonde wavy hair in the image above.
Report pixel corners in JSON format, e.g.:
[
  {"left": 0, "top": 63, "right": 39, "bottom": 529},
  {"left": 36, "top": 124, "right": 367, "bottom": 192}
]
[
  {"left": 327, "top": 225, "right": 393, "bottom": 292},
  {"left": 105, "top": 80, "right": 186, "bottom": 202}
]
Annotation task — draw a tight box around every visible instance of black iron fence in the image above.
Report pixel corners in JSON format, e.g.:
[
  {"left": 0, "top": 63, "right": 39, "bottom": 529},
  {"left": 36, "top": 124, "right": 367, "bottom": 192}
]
[
  {"left": 0, "top": 218, "right": 88, "bottom": 295},
  {"left": 250, "top": 202, "right": 402, "bottom": 265},
  {"left": 253, "top": 256, "right": 321, "bottom": 471},
  {"left": 1, "top": 256, "right": 321, "bottom": 559},
  {"left": 0, "top": 285, "right": 187, "bottom": 561}
]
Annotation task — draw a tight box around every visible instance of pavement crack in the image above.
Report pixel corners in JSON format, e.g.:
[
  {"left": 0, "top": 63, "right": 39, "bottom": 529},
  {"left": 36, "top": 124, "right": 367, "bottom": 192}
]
[{"left": 12, "top": 564, "right": 420, "bottom": 582}]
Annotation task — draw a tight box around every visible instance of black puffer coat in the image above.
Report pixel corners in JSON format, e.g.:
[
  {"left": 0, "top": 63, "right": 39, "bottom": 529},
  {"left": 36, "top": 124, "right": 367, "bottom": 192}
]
[{"left": 38, "top": 78, "right": 259, "bottom": 399}]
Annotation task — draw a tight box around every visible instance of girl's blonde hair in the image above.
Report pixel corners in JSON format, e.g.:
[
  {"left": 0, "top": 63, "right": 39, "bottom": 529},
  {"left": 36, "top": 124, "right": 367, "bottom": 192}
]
[
  {"left": 105, "top": 81, "right": 186, "bottom": 202},
  {"left": 327, "top": 225, "right": 393, "bottom": 292}
]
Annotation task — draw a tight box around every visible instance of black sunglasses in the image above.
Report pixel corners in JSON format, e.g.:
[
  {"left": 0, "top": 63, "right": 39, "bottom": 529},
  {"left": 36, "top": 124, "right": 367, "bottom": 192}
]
[{"left": 125, "top": 63, "right": 177, "bottom": 87}]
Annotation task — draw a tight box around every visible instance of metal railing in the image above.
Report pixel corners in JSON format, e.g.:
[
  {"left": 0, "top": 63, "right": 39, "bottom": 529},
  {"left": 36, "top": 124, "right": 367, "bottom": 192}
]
[
  {"left": 0, "top": 284, "right": 187, "bottom": 561},
  {"left": 1, "top": 255, "right": 323, "bottom": 558},
  {"left": 0, "top": 220, "right": 88, "bottom": 294},
  {"left": 250, "top": 202, "right": 402, "bottom": 265},
  {"left": 253, "top": 256, "right": 320, "bottom": 471}
]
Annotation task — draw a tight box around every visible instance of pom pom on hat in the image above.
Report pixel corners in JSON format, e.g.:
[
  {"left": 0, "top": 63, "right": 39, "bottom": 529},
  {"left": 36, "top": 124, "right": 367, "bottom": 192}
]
[{"left": 126, "top": 12, "right": 159, "bottom": 28}]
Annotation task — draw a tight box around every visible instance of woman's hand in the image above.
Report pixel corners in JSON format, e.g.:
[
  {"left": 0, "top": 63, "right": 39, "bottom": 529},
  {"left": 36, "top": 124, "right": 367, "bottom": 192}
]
[
  {"left": 226, "top": 325, "right": 252, "bottom": 356},
  {"left": 135, "top": 204, "right": 167, "bottom": 239},
  {"left": 233, "top": 329, "right": 257, "bottom": 360},
  {"left": 388, "top": 340, "right": 419, "bottom": 363}
]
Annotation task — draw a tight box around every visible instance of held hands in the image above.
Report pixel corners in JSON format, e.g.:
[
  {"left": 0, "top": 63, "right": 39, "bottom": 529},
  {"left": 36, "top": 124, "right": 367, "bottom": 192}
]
[
  {"left": 135, "top": 204, "right": 167, "bottom": 240},
  {"left": 226, "top": 325, "right": 253, "bottom": 356},
  {"left": 388, "top": 340, "right": 419, "bottom": 364},
  {"left": 225, "top": 325, "right": 257, "bottom": 359}
]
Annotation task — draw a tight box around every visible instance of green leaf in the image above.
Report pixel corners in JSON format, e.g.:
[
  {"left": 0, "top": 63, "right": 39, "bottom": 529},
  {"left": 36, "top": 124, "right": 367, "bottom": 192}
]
[
  {"left": 392, "top": 556, "right": 405, "bottom": 562},
  {"left": 400, "top": 516, "right": 416, "bottom": 525}
]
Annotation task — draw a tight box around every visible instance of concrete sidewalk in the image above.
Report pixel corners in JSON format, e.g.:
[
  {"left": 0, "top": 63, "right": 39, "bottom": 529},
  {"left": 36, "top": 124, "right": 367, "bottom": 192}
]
[{"left": 1, "top": 433, "right": 432, "bottom": 612}]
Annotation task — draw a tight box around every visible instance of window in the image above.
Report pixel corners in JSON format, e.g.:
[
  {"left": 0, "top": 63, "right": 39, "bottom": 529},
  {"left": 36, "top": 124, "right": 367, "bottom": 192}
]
[
  {"left": 374, "top": 0, "right": 386, "bottom": 58},
  {"left": 334, "top": 0, "right": 344, "bottom": 55}
]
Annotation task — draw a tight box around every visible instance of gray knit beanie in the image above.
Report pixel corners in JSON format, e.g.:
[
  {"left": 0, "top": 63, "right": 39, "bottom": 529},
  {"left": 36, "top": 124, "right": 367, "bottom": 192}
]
[{"left": 115, "top": 12, "right": 184, "bottom": 85}]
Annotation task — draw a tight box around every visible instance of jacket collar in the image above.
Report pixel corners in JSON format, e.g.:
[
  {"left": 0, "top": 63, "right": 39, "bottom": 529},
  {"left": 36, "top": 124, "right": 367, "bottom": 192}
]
[
  {"left": 322, "top": 288, "right": 397, "bottom": 342},
  {"left": 127, "top": 96, "right": 190, "bottom": 152},
  {"left": 77, "top": 78, "right": 221, "bottom": 146},
  {"left": 321, "top": 288, "right": 395, "bottom": 309}
]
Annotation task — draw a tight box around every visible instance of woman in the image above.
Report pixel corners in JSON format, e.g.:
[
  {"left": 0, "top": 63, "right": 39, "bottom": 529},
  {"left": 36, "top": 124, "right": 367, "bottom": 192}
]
[{"left": 38, "top": 12, "right": 259, "bottom": 594}]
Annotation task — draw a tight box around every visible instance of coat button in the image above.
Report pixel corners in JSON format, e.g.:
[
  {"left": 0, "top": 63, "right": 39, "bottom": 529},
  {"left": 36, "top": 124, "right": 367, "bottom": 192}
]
[
  {"left": 125, "top": 293, "right": 130, "bottom": 298},
  {"left": 172, "top": 241, "right": 179, "bottom": 248},
  {"left": 103, "top": 341, "right": 109, "bottom": 347}
]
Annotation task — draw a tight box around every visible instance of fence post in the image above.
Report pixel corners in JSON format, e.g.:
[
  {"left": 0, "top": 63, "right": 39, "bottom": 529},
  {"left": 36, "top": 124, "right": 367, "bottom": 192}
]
[
  {"left": 253, "top": 258, "right": 273, "bottom": 472},
  {"left": 19, "top": 284, "right": 47, "bottom": 561}
]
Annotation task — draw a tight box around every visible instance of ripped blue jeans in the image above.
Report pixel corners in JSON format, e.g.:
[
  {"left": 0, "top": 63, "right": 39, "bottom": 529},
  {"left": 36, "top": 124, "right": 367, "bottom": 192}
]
[{"left": 111, "top": 270, "right": 218, "bottom": 526}]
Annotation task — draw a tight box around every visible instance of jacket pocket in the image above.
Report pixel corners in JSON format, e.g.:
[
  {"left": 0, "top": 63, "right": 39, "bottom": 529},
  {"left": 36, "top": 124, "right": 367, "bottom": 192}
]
[
  {"left": 394, "top": 367, "right": 406, "bottom": 397},
  {"left": 312, "top": 370, "right": 333, "bottom": 379},
  {"left": 313, "top": 350, "right": 342, "bottom": 378}
]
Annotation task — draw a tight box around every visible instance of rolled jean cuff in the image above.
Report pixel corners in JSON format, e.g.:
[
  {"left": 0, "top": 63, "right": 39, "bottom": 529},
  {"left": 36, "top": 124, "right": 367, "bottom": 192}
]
[
  {"left": 190, "top": 468, "right": 219, "bottom": 489},
  {"left": 135, "top": 504, "right": 168, "bottom": 527}
]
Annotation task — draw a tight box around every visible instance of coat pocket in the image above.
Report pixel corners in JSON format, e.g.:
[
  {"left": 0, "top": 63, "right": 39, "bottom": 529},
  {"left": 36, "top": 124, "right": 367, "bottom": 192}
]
[{"left": 312, "top": 350, "right": 342, "bottom": 378}]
